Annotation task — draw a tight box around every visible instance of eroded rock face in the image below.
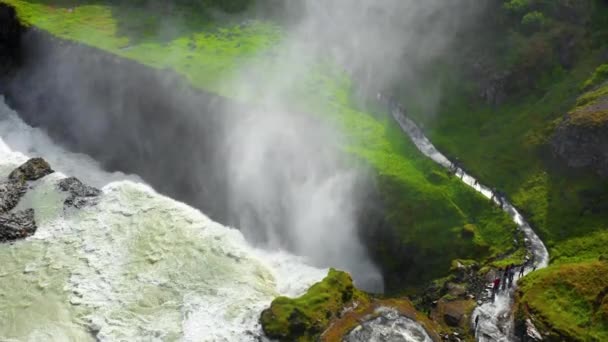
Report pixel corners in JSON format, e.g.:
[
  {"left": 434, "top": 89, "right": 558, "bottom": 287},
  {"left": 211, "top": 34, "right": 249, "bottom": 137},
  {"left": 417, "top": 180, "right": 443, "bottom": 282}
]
[
  {"left": 58, "top": 177, "right": 101, "bottom": 208},
  {"left": 0, "top": 158, "right": 55, "bottom": 242},
  {"left": 0, "top": 179, "right": 26, "bottom": 212},
  {"left": 551, "top": 97, "right": 608, "bottom": 177},
  {"left": 0, "top": 3, "right": 23, "bottom": 82},
  {"left": 0, "top": 208, "right": 36, "bottom": 242},
  {"left": 8, "top": 157, "right": 54, "bottom": 181}
]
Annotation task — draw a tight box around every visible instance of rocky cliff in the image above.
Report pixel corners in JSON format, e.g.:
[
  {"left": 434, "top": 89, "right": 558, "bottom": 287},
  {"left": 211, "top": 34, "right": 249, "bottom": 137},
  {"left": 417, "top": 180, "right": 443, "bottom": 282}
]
[{"left": 552, "top": 83, "right": 608, "bottom": 177}]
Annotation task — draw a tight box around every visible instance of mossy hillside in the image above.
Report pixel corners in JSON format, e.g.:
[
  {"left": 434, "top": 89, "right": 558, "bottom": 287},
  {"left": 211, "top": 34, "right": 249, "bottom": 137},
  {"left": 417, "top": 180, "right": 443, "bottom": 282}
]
[
  {"left": 400, "top": 3, "right": 608, "bottom": 338},
  {"left": 569, "top": 78, "right": 608, "bottom": 128},
  {"left": 3, "top": 0, "right": 282, "bottom": 96},
  {"left": 3, "top": 0, "right": 520, "bottom": 290},
  {"left": 516, "top": 261, "right": 608, "bottom": 341},
  {"left": 260, "top": 269, "right": 370, "bottom": 342},
  {"left": 412, "top": 57, "right": 608, "bottom": 268}
]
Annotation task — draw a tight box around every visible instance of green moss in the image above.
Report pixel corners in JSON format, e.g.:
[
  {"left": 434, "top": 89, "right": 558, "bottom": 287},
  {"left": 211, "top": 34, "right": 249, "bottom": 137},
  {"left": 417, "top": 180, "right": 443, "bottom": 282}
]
[
  {"left": 581, "top": 63, "right": 608, "bottom": 90},
  {"left": 518, "top": 262, "right": 608, "bottom": 340},
  {"left": 575, "top": 83, "right": 608, "bottom": 108},
  {"left": 260, "top": 269, "right": 369, "bottom": 342}
]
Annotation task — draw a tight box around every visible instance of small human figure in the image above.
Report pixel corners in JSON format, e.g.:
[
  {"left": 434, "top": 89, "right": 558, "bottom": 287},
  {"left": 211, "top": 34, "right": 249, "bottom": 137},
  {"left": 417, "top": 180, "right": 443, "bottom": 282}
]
[
  {"left": 492, "top": 277, "right": 501, "bottom": 299},
  {"left": 508, "top": 264, "right": 515, "bottom": 287},
  {"left": 519, "top": 263, "right": 525, "bottom": 278},
  {"left": 502, "top": 266, "right": 509, "bottom": 290}
]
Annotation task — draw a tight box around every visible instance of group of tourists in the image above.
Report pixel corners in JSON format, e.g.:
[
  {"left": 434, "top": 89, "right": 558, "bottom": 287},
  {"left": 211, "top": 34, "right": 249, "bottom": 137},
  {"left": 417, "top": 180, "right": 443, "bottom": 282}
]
[{"left": 491, "top": 259, "right": 536, "bottom": 300}]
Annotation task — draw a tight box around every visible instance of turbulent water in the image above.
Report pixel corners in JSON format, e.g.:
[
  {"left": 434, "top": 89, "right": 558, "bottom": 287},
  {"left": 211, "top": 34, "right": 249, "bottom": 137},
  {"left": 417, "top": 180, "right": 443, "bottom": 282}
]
[
  {"left": 0, "top": 97, "right": 327, "bottom": 341},
  {"left": 389, "top": 105, "right": 549, "bottom": 342}
]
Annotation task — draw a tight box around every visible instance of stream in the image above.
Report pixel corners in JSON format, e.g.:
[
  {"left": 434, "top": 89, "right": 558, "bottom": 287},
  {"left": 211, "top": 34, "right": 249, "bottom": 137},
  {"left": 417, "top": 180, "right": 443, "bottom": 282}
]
[{"left": 387, "top": 100, "right": 549, "bottom": 342}]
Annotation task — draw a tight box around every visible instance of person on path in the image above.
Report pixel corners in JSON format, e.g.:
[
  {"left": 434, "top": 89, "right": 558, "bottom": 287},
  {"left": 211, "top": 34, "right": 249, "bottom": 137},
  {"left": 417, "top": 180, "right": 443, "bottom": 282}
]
[
  {"left": 518, "top": 263, "right": 525, "bottom": 278},
  {"left": 508, "top": 264, "right": 515, "bottom": 287},
  {"left": 492, "top": 277, "right": 501, "bottom": 299}
]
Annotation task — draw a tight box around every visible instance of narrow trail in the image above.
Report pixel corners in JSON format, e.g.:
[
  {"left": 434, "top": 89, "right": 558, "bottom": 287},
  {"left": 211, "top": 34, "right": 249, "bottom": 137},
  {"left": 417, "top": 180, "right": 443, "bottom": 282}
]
[{"left": 386, "top": 101, "right": 549, "bottom": 342}]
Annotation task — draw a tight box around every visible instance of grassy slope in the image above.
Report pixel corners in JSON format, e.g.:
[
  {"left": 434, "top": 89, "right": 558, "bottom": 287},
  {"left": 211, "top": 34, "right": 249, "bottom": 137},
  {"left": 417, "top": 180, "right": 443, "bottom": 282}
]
[
  {"left": 3, "top": 0, "right": 520, "bottom": 288},
  {"left": 517, "top": 261, "right": 608, "bottom": 341}
]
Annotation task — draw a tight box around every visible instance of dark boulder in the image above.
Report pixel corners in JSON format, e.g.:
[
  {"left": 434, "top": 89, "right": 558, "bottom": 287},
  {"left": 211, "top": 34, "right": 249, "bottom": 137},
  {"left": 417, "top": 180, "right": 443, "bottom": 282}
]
[
  {"left": 58, "top": 177, "right": 101, "bottom": 208},
  {"left": 9, "top": 158, "right": 54, "bottom": 182},
  {"left": 0, "top": 208, "right": 36, "bottom": 242},
  {"left": 0, "top": 179, "right": 26, "bottom": 212},
  {"left": 551, "top": 96, "right": 608, "bottom": 177}
]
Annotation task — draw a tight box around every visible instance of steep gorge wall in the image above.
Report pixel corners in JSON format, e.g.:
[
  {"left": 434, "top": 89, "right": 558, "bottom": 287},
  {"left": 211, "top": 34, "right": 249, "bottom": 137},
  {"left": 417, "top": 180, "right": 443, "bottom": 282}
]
[{"left": 0, "top": 2, "right": 238, "bottom": 224}]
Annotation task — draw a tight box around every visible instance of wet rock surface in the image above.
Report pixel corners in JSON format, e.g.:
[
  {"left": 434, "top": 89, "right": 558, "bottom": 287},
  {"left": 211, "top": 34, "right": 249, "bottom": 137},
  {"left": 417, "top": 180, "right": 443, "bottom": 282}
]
[
  {"left": 344, "top": 308, "right": 433, "bottom": 342},
  {"left": 58, "top": 177, "right": 101, "bottom": 208},
  {"left": 0, "top": 208, "right": 36, "bottom": 242},
  {"left": 8, "top": 157, "right": 54, "bottom": 181},
  {"left": 0, "top": 179, "right": 26, "bottom": 212},
  {"left": 0, "top": 158, "right": 55, "bottom": 242}
]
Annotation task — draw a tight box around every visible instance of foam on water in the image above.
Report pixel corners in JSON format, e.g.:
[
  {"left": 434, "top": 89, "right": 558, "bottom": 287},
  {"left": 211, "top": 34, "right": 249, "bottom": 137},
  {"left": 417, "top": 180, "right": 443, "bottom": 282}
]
[{"left": 0, "top": 98, "right": 326, "bottom": 341}]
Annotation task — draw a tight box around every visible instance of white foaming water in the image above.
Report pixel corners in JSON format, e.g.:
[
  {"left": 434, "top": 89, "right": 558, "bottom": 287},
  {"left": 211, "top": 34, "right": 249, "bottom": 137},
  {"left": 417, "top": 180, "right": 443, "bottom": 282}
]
[
  {"left": 0, "top": 98, "right": 326, "bottom": 341},
  {"left": 389, "top": 105, "right": 549, "bottom": 342}
]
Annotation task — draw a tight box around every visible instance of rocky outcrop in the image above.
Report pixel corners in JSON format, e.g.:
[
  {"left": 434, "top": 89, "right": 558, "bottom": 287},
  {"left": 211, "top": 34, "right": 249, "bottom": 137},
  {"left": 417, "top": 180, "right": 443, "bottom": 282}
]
[
  {"left": 0, "top": 209, "right": 36, "bottom": 242},
  {"left": 58, "top": 177, "right": 101, "bottom": 208},
  {"left": 551, "top": 90, "right": 608, "bottom": 177},
  {"left": 0, "top": 158, "right": 54, "bottom": 242},
  {"left": 8, "top": 157, "right": 54, "bottom": 181},
  {"left": 344, "top": 307, "right": 435, "bottom": 342},
  {"left": 0, "top": 179, "right": 26, "bottom": 212}
]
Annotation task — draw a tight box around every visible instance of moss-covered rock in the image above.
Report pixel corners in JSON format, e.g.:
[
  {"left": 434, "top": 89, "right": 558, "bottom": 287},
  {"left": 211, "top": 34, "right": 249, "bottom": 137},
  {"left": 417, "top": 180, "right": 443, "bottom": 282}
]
[
  {"left": 260, "top": 269, "right": 370, "bottom": 342},
  {"left": 552, "top": 82, "right": 608, "bottom": 177}
]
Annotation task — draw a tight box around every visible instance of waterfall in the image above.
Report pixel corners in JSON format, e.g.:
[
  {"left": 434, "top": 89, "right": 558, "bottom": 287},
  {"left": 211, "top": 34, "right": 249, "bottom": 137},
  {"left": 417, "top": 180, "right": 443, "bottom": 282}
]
[{"left": 0, "top": 98, "right": 326, "bottom": 341}]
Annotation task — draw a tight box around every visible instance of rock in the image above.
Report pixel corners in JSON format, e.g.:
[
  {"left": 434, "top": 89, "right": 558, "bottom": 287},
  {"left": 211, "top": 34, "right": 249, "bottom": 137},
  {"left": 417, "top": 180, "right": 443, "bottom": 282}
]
[
  {"left": 446, "top": 283, "right": 467, "bottom": 298},
  {"left": 8, "top": 158, "right": 54, "bottom": 182},
  {"left": 0, "top": 208, "right": 36, "bottom": 242},
  {"left": 58, "top": 177, "right": 101, "bottom": 208},
  {"left": 525, "top": 318, "right": 543, "bottom": 341},
  {"left": 443, "top": 308, "right": 463, "bottom": 327},
  {"left": 0, "top": 179, "right": 26, "bottom": 212},
  {"left": 433, "top": 300, "right": 473, "bottom": 328},
  {"left": 551, "top": 95, "right": 608, "bottom": 178}
]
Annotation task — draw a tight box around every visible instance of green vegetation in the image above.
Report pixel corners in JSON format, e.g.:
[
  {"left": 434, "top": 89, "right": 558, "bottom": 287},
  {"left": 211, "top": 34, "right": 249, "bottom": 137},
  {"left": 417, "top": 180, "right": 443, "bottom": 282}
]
[
  {"left": 400, "top": 0, "right": 608, "bottom": 338},
  {"left": 517, "top": 261, "right": 608, "bottom": 341},
  {"left": 260, "top": 269, "right": 370, "bottom": 342},
  {"left": 581, "top": 63, "right": 608, "bottom": 90},
  {"left": 2, "top": 0, "right": 521, "bottom": 291}
]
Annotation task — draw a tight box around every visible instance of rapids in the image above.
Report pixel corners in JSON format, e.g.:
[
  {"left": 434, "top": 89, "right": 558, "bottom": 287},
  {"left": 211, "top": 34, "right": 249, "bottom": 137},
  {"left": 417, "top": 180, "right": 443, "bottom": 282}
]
[{"left": 0, "top": 97, "right": 326, "bottom": 341}]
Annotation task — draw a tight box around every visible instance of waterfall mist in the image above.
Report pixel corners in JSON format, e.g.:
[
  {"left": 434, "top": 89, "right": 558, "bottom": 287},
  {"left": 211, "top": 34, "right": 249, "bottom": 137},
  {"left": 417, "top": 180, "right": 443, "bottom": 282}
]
[
  {"left": 219, "top": 0, "right": 487, "bottom": 291},
  {"left": 1, "top": 0, "right": 488, "bottom": 293}
]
